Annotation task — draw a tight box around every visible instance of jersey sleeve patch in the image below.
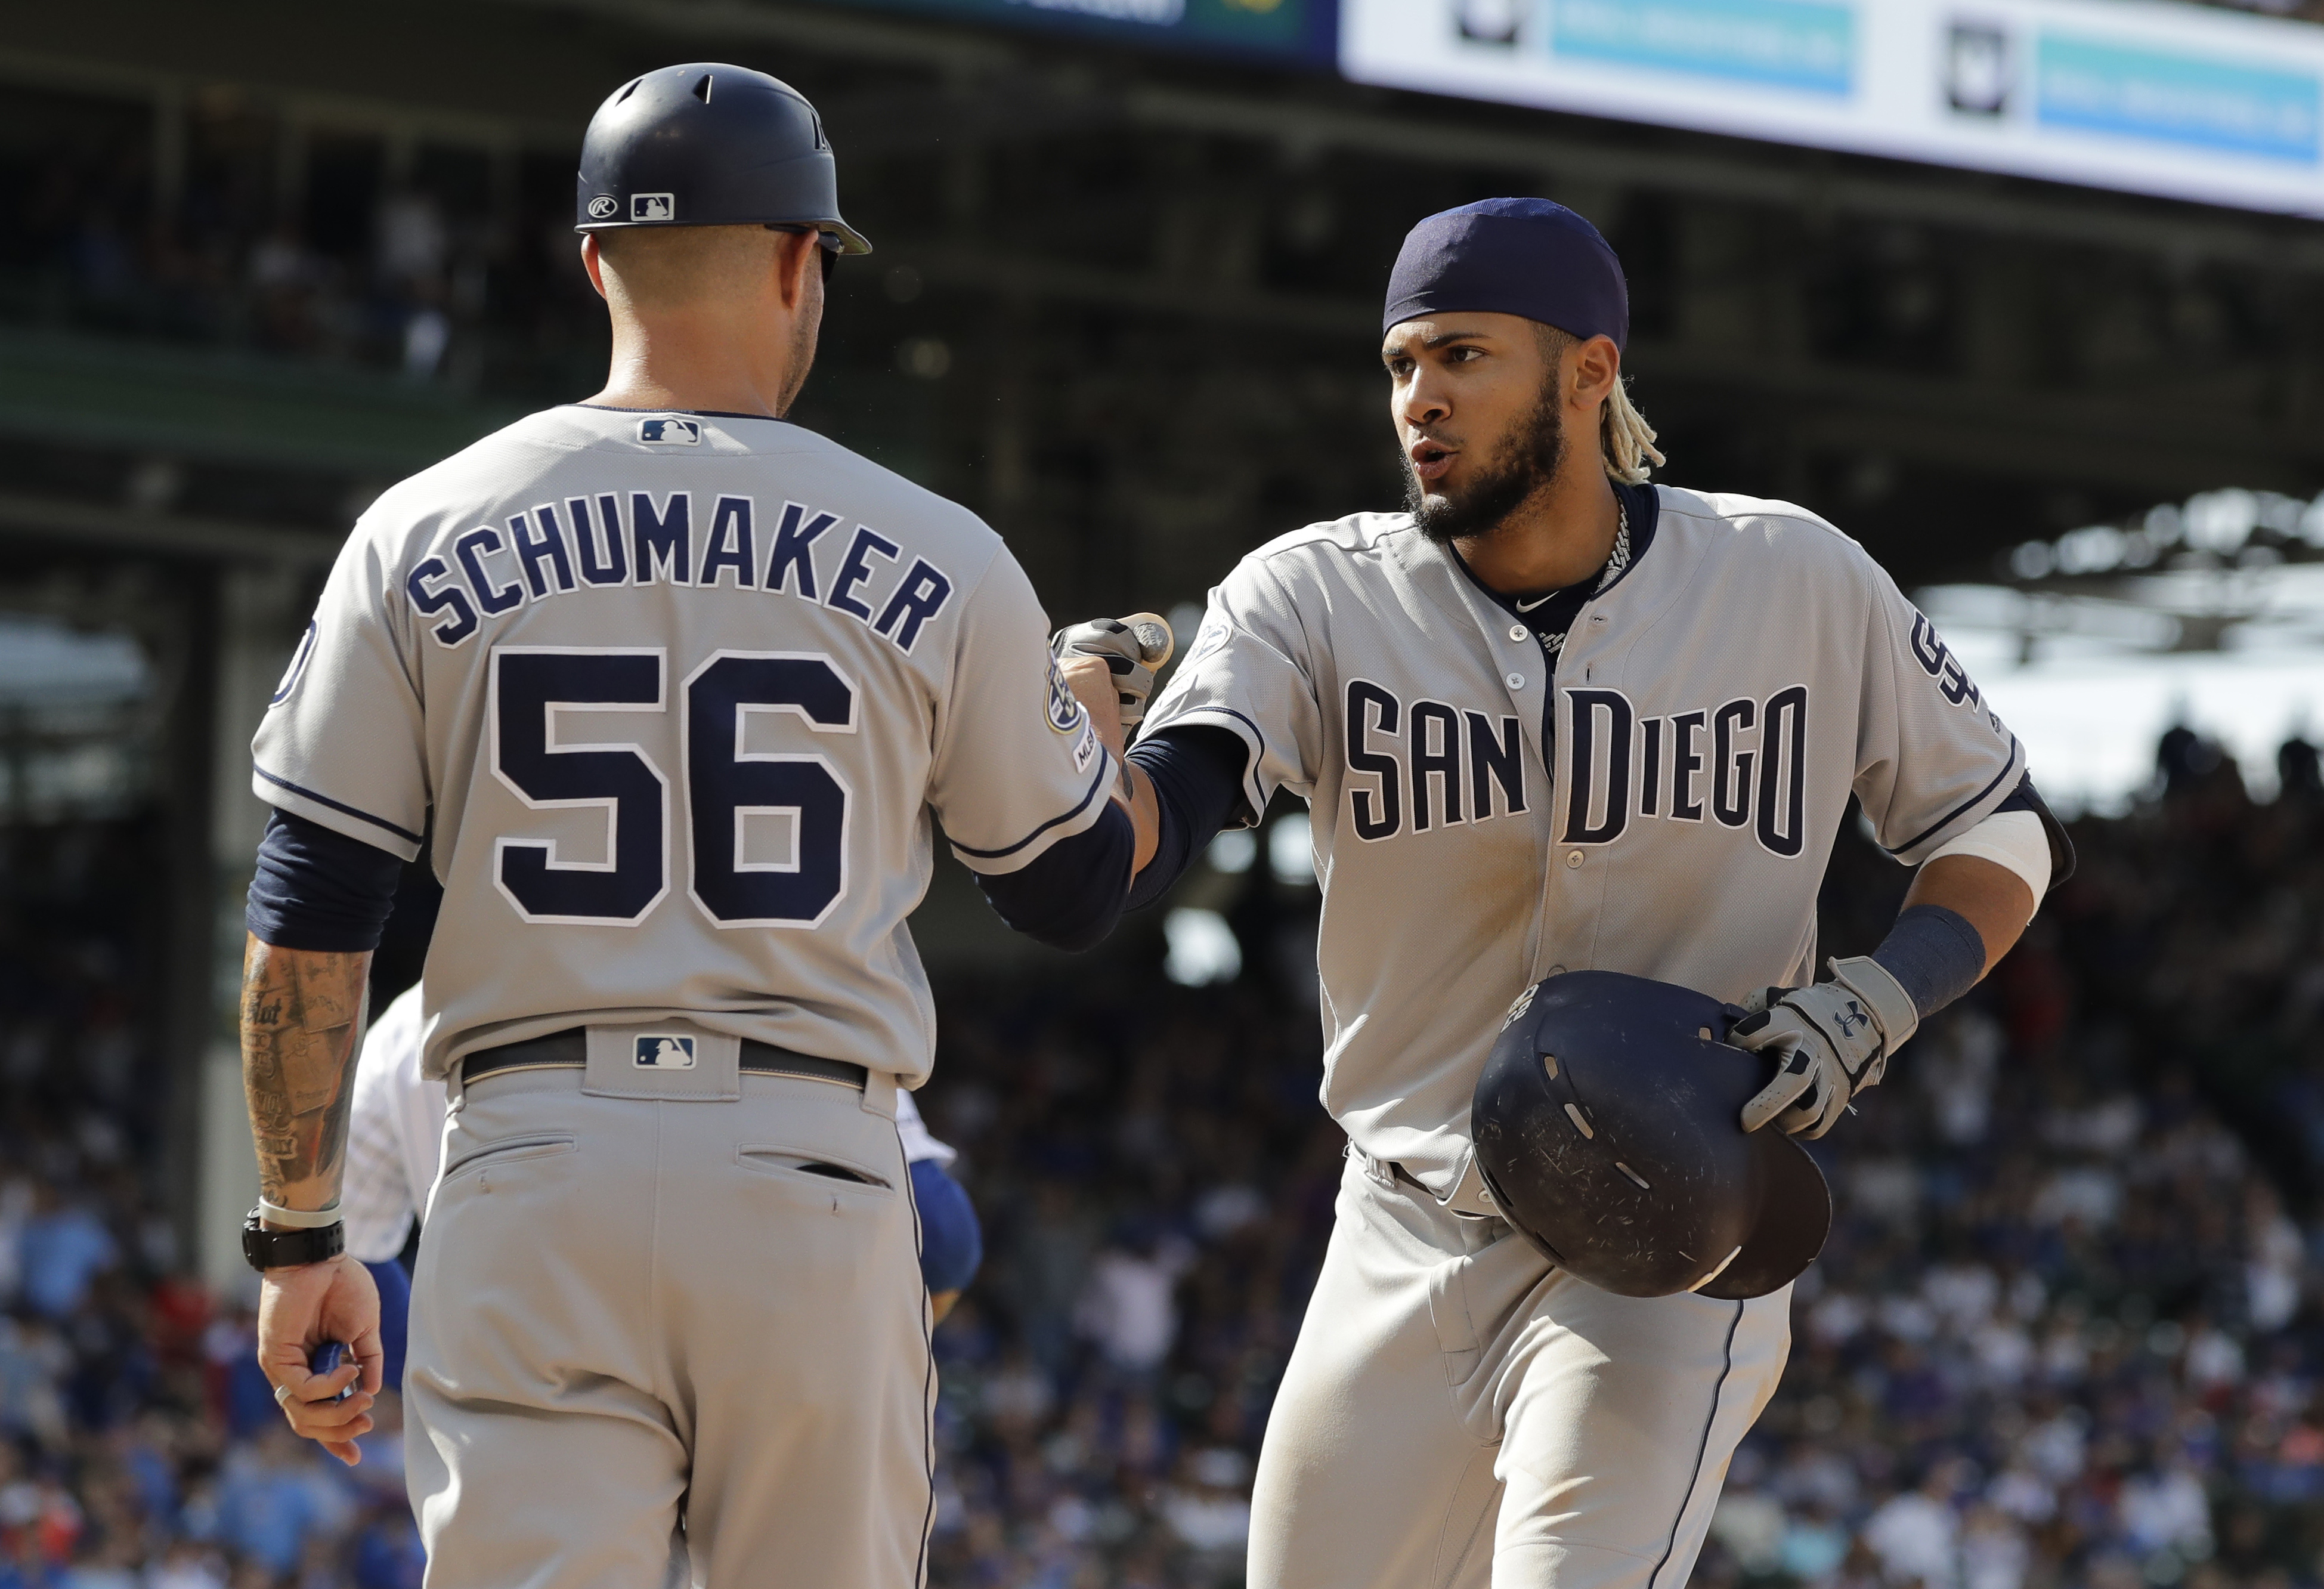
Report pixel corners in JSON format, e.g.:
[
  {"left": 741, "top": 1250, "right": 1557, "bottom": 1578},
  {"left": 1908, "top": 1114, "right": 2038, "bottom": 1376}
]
[
  {"left": 1046, "top": 658, "right": 1086, "bottom": 734},
  {"left": 271, "top": 620, "right": 320, "bottom": 706}
]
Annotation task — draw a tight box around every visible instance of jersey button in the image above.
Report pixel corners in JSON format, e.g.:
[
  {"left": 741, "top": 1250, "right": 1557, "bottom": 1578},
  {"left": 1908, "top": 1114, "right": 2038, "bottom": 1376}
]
[
  {"left": 1565, "top": 850, "right": 1583, "bottom": 868},
  {"left": 1506, "top": 672, "right": 1525, "bottom": 690},
  {"left": 1508, "top": 624, "right": 1527, "bottom": 642}
]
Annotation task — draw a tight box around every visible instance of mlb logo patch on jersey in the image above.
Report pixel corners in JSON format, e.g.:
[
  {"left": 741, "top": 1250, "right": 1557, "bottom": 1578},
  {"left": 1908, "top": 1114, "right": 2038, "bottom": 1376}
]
[
  {"left": 630, "top": 192, "right": 675, "bottom": 221},
  {"left": 638, "top": 417, "right": 701, "bottom": 446},
  {"left": 635, "top": 1034, "right": 697, "bottom": 1069}
]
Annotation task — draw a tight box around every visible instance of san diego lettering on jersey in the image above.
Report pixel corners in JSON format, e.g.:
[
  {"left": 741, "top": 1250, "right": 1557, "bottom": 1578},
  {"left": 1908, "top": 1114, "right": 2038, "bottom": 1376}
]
[
  {"left": 1339, "top": 678, "right": 1810, "bottom": 858},
  {"left": 1336, "top": 607, "right": 1998, "bottom": 862},
  {"left": 404, "top": 491, "right": 956, "bottom": 656}
]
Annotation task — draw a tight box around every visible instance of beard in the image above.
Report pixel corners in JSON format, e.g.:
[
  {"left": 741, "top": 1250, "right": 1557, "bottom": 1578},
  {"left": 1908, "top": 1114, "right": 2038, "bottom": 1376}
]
[{"left": 1403, "top": 385, "right": 1567, "bottom": 546}]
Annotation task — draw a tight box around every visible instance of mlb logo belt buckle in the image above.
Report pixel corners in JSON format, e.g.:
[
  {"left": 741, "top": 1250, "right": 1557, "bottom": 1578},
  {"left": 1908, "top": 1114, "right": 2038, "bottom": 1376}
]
[
  {"left": 583, "top": 1023, "right": 741, "bottom": 1100},
  {"left": 635, "top": 1034, "right": 698, "bottom": 1069}
]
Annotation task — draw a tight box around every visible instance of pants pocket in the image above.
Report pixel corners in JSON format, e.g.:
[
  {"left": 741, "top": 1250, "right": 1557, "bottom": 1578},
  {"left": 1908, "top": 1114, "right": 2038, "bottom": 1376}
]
[
  {"left": 735, "top": 1146, "right": 896, "bottom": 1194},
  {"left": 440, "top": 1134, "right": 576, "bottom": 1185},
  {"left": 1426, "top": 1253, "right": 1483, "bottom": 1389}
]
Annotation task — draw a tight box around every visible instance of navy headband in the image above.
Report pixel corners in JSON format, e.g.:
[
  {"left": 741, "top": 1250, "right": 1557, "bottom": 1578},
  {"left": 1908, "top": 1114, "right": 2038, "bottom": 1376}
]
[{"left": 1382, "top": 197, "right": 1629, "bottom": 352}]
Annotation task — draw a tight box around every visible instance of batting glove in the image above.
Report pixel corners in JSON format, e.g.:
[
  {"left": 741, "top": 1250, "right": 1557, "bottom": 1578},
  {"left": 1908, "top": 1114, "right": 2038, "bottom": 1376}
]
[
  {"left": 1052, "top": 614, "right": 1175, "bottom": 730},
  {"left": 1731, "top": 956, "right": 1919, "bottom": 1139}
]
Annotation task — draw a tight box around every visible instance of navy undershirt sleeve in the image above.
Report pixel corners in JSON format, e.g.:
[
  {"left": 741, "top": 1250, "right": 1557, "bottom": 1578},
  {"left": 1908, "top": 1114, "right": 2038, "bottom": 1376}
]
[
  {"left": 974, "top": 800, "right": 1134, "bottom": 952},
  {"left": 1125, "top": 726, "right": 1250, "bottom": 911},
  {"left": 1870, "top": 904, "right": 1988, "bottom": 1020},
  {"left": 245, "top": 809, "right": 407, "bottom": 953}
]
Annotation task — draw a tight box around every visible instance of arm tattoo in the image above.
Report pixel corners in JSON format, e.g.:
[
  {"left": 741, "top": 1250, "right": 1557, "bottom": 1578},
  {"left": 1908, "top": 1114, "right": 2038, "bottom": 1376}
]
[{"left": 240, "top": 934, "right": 373, "bottom": 1214}]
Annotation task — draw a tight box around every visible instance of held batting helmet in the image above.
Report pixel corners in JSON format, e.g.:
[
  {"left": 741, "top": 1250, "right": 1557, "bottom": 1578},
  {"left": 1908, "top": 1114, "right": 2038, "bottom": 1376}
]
[
  {"left": 1472, "top": 970, "right": 1831, "bottom": 1301},
  {"left": 575, "top": 64, "right": 872, "bottom": 255}
]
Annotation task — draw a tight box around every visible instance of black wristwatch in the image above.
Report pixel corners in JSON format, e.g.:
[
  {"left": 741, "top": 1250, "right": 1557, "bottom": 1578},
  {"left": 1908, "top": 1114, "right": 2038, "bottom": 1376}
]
[{"left": 241, "top": 1208, "right": 346, "bottom": 1272}]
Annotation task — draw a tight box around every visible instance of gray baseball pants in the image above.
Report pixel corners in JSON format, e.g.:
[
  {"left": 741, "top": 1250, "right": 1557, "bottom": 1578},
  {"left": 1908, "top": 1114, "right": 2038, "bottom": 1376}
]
[
  {"left": 1249, "top": 1151, "right": 1790, "bottom": 1589},
  {"left": 404, "top": 1045, "right": 931, "bottom": 1589}
]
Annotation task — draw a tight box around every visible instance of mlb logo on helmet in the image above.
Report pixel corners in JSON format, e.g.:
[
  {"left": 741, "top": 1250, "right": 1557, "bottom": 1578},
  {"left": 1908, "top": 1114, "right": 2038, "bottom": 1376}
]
[
  {"left": 635, "top": 1035, "right": 697, "bottom": 1069},
  {"left": 638, "top": 418, "right": 701, "bottom": 445},
  {"left": 586, "top": 195, "right": 618, "bottom": 220},
  {"left": 631, "top": 192, "right": 675, "bottom": 221}
]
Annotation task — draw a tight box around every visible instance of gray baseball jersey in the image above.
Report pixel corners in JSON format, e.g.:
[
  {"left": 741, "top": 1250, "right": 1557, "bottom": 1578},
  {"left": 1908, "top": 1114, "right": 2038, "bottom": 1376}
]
[
  {"left": 253, "top": 404, "right": 1111, "bottom": 1081},
  {"left": 1142, "top": 484, "right": 2022, "bottom": 1192}
]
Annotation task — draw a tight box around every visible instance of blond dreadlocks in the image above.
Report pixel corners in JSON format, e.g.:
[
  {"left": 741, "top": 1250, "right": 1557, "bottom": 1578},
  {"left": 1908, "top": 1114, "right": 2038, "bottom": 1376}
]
[{"left": 1534, "top": 323, "right": 1666, "bottom": 485}]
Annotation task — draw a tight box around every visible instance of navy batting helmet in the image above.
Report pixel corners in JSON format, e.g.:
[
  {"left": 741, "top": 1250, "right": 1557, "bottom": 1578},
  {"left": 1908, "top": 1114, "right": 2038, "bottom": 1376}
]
[
  {"left": 1472, "top": 970, "right": 1831, "bottom": 1300},
  {"left": 575, "top": 64, "right": 872, "bottom": 255}
]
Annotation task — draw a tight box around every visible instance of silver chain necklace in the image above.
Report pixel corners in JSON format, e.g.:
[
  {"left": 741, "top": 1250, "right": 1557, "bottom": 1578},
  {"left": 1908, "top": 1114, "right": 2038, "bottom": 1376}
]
[{"left": 1534, "top": 499, "right": 1629, "bottom": 658}]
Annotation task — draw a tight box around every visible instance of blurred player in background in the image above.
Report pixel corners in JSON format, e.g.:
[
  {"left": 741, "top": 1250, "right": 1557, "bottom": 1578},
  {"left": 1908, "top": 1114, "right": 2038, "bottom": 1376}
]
[{"left": 342, "top": 982, "right": 983, "bottom": 1328}]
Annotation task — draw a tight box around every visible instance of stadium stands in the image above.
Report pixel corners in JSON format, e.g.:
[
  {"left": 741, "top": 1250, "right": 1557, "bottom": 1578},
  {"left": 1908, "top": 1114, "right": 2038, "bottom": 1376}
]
[{"left": 2, "top": 727, "right": 2322, "bottom": 1587}]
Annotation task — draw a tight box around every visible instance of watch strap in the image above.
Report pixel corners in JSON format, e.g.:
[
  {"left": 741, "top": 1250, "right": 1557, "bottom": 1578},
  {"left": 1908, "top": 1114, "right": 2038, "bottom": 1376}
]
[{"left": 241, "top": 1208, "right": 345, "bottom": 1271}]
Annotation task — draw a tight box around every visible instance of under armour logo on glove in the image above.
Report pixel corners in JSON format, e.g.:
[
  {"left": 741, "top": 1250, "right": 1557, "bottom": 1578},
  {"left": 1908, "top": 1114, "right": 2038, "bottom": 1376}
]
[
  {"left": 1731, "top": 958, "right": 1919, "bottom": 1139},
  {"left": 1053, "top": 615, "right": 1177, "bottom": 730}
]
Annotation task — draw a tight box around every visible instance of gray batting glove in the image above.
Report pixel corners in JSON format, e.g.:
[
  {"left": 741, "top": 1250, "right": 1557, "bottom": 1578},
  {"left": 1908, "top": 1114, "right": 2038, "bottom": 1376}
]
[
  {"left": 1052, "top": 614, "right": 1175, "bottom": 730},
  {"left": 1731, "top": 956, "right": 1919, "bottom": 1139}
]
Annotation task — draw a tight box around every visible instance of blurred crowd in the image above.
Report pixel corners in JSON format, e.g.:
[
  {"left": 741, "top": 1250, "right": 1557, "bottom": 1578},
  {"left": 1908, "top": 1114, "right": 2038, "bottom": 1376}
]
[
  {"left": 1, "top": 724, "right": 2323, "bottom": 1589},
  {"left": 0, "top": 90, "right": 600, "bottom": 399}
]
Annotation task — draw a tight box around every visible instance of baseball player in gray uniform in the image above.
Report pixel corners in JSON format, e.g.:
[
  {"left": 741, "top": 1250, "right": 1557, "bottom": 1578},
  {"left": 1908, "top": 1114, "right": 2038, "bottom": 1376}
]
[
  {"left": 1052, "top": 198, "right": 2070, "bottom": 1589},
  {"left": 233, "top": 66, "right": 1132, "bottom": 1589}
]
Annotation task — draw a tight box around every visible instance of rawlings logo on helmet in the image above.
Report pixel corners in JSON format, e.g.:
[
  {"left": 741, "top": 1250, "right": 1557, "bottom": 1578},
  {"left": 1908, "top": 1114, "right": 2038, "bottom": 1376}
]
[{"left": 586, "top": 195, "right": 618, "bottom": 220}]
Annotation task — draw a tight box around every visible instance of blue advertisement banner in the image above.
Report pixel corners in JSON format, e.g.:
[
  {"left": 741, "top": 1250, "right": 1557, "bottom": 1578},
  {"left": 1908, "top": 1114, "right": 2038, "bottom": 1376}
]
[
  {"left": 1344, "top": 0, "right": 2324, "bottom": 219},
  {"left": 819, "top": 0, "right": 1336, "bottom": 66},
  {"left": 1551, "top": 0, "right": 1855, "bottom": 97},
  {"left": 2036, "top": 32, "right": 2320, "bottom": 164}
]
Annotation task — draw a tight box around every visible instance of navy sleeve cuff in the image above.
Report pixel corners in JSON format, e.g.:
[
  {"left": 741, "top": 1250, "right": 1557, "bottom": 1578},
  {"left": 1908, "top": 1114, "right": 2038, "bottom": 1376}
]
[
  {"left": 245, "top": 810, "right": 407, "bottom": 953},
  {"left": 973, "top": 801, "right": 1133, "bottom": 951},
  {"left": 1126, "top": 725, "right": 1249, "bottom": 911},
  {"left": 1871, "top": 904, "right": 1988, "bottom": 1020}
]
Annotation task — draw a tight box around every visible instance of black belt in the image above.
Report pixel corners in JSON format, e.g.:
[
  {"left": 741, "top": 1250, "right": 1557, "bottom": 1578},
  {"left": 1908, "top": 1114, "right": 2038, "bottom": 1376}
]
[{"left": 462, "top": 1028, "right": 868, "bottom": 1090}]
